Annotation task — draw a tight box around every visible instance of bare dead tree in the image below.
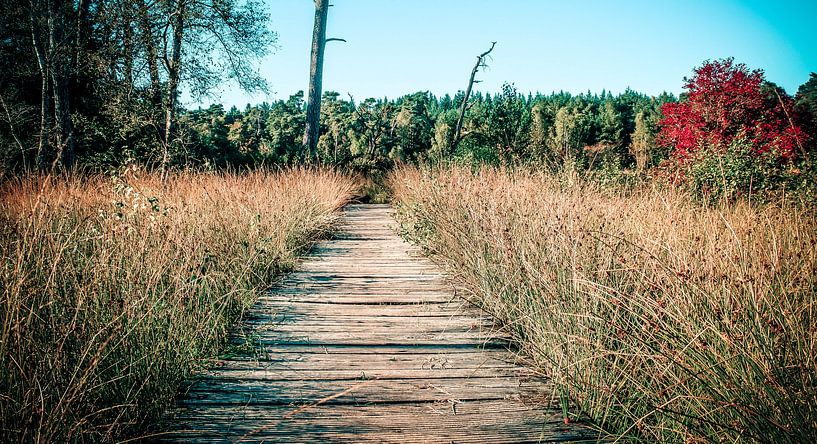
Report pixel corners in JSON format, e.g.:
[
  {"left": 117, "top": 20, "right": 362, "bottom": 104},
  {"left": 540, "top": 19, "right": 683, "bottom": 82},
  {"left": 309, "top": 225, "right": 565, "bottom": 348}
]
[
  {"left": 302, "top": 0, "right": 329, "bottom": 161},
  {"left": 450, "top": 41, "right": 496, "bottom": 154},
  {"left": 302, "top": 1, "right": 345, "bottom": 161}
]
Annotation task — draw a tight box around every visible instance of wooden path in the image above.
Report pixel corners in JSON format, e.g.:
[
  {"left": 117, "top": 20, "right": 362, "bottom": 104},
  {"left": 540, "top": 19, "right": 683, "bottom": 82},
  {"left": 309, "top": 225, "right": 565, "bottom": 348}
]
[{"left": 161, "top": 204, "right": 597, "bottom": 443}]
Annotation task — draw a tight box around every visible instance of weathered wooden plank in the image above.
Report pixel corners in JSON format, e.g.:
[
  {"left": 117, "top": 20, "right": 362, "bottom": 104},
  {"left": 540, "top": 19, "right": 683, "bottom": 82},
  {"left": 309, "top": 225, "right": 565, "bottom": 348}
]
[
  {"left": 161, "top": 203, "right": 594, "bottom": 442},
  {"left": 180, "top": 376, "right": 551, "bottom": 406},
  {"left": 282, "top": 275, "right": 447, "bottom": 282},
  {"left": 246, "top": 301, "right": 471, "bottom": 317},
  {"left": 157, "top": 428, "right": 597, "bottom": 444},
  {"left": 228, "top": 343, "right": 516, "bottom": 355},
  {"left": 263, "top": 287, "right": 454, "bottom": 294},
  {"left": 243, "top": 322, "right": 497, "bottom": 335},
  {"left": 248, "top": 306, "right": 477, "bottom": 316},
  {"left": 158, "top": 401, "right": 599, "bottom": 443},
  {"left": 293, "top": 263, "right": 441, "bottom": 270},
  {"left": 244, "top": 312, "right": 493, "bottom": 327},
  {"left": 195, "top": 367, "right": 532, "bottom": 381},
  {"left": 277, "top": 278, "right": 451, "bottom": 286},
  {"left": 281, "top": 274, "right": 448, "bottom": 282},
  {"left": 204, "top": 351, "right": 520, "bottom": 369},
  {"left": 230, "top": 332, "right": 511, "bottom": 347},
  {"left": 257, "top": 294, "right": 457, "bottom": 305}
]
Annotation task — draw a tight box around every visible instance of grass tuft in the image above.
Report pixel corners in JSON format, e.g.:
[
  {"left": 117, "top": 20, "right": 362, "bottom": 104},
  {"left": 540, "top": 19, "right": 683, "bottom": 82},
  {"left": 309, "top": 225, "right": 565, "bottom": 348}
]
[
  {"left": 390, "top": 165, "right": 817, "bottom": 443},
  {"left": 0, "top": 168, "right": 358, "bottom": 442}
]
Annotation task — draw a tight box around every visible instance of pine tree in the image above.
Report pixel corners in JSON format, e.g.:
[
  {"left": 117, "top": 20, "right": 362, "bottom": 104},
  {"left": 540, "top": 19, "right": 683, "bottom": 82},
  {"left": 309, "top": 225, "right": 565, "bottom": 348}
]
[{"left": 629, "top": 110, "right": 657, "bottom": 171}]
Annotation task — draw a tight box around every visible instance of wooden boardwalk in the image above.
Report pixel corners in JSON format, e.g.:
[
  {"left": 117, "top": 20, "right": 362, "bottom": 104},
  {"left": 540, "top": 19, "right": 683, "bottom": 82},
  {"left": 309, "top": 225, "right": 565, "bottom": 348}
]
[{"left": 161, "top": 204, "right": 597, "bottom": 443}]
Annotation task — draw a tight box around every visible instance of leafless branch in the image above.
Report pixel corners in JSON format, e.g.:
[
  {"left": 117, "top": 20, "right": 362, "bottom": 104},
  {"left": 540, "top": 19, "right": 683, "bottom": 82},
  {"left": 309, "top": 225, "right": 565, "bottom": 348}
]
[{"left": 450, "top": 41, "right": 497, "bottom": 153}]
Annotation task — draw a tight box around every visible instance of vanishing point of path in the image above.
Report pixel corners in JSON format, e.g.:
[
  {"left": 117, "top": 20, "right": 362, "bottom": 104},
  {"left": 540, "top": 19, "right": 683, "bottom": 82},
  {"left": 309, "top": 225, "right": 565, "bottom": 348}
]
[{"left": 161, "top": 204, "right": 598, "bottom": 443}]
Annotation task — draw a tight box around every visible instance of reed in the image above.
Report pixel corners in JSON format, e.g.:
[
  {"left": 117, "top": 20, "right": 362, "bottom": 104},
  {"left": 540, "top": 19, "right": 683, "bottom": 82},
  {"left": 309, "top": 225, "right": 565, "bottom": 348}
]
[
  {"left": 390, "top": 165, "right": 817, "bottom": 443},
  {"left": 0, "top": 168, "right": 358, "bottom": 442}
]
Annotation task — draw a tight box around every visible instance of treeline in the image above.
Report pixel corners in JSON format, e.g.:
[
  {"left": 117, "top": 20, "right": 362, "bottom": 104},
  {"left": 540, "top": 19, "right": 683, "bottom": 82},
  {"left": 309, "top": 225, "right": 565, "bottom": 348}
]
[
  {"left": 122, "top": 86, "right": 677, "bottom": 173},
  {"left": 2, "top": 0, "right": 815, "bottom": 195},
  {"left": 0, "top": 0, "right": 273, "bottom": 173}
]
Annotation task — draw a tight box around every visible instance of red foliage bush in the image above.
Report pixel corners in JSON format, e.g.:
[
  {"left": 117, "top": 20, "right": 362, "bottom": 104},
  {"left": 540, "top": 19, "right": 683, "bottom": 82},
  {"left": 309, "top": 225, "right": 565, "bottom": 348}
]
[{"left": 658, "top": 58, "right": 805, "bottom": 161}]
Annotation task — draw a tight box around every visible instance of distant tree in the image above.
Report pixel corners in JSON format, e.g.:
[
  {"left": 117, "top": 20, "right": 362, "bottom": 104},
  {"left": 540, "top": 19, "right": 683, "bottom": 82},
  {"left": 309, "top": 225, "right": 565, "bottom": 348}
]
[
  {"left": 795, "top": 73, "right": 817, "bottom": 151},
  {"left": 430, "top": 110, "right": 458, "bottom": 160},
  {"left": 349, "top": 98, "right": 395, "bottom": 169},
  {"left": 529, "top": 101, "right": 555, "bottom": 164},
  {"left": 629, "top": 110, "right": 659, "bottom": 172},
  {"left": 181, "top": 104, "right": 232, "bottom": 165},
  {"left": 24, "top": 0, "right": 78, "bottom": 169},
  {"left": 658, "top": 58, "right": 806, "bottom": 162},
  {"left": 483, "top": 83, "right": 531, "bottom": 164},
  {"left": 302, "top": 0, "right": 330, "bottom": 160},
  {"left": 391, "top": 93, "right": 434, "bottom": 162},
  {"left": 266, "top": 92, "right": 306, "bottom": 163},
  {"left": 587, "top": 100, "right": 625, "bottom": 167},
  {"left": 548, "top": 106, "right": 591, "bottom": 167},
  {"left": 228, "top": 105, "right": 269, "bottom": 160},
  {"left": 159, "top": 0, "right": 275, "bottom": 169},
  {"left": 450, "top": 42, "right": 496, "bottom": 154},
  {"left": 317, "top": 91, "right": 355, "bottom": 165}
]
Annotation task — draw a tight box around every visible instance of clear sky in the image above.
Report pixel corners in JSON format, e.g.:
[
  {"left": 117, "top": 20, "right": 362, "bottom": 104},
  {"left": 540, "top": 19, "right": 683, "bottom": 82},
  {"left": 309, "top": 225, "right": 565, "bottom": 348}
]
[{"left": 198, "top": 0, "right": 816, "bottom": 109}]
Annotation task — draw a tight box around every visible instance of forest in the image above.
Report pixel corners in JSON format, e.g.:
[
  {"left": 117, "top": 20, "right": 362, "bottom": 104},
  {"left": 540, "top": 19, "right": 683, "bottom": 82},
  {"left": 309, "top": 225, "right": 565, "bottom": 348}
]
[
  {"left": 2, "top": 0, "right": 817, "bottom": 443},
  {"left": 2, "top": 0, "right": 817, "bottom": 201}
]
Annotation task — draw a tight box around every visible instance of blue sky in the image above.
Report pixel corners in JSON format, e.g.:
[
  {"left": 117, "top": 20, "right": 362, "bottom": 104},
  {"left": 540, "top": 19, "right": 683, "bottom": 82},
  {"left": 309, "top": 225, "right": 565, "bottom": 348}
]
[{"left": 199, "top": 0, "right": 816, "bottom": 109}]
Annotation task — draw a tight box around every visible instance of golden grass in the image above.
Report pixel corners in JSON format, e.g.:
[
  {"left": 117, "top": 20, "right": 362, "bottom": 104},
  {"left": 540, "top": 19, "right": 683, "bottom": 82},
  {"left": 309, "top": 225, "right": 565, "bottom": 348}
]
[
  {"left": 390, "top": 165, "right": 817, "bottom": 443},
  {"left": 0, "top": 168, "right": 359, "bottom": 442}
]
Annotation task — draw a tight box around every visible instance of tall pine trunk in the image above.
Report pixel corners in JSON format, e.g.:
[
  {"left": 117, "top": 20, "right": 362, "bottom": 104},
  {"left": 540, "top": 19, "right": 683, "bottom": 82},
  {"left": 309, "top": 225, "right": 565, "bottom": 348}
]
[{"left": 302, "top": 0, "right": 329, "bottom": 161}]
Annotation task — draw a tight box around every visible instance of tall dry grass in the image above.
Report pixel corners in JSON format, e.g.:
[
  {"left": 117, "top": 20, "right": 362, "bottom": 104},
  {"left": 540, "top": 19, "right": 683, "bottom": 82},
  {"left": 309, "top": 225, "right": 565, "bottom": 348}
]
[
  {"left": 390, "top": 166, "right": 817, "bottom": 443},
  {"left": 0, "top": 168, "right": 358, "bottom": 442}
]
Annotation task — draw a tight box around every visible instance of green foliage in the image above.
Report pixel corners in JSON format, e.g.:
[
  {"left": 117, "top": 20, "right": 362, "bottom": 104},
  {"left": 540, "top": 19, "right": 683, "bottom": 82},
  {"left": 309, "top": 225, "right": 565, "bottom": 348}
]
[
  {"left": 629, "top": 110, "right": 664, "bottom": 171},
  {"left": 686, "top": 138, "right": 812, "bottom": 203},
  {"left": 483, "top": 83, "right": 532, "bottom": 164},
  {"left": 589, "top": 100, "right": 625, "bottom": 167},
  {"left": 316, "top": 92, "right": 355, "bottom": 165},
  {"left": 265, "top": 93, "right": 306, "bottom": 164},
  {"left": 548, "top": 105, "right": 593, "bottom": 168},
  {"left": 391, "top": 92, "right": 435, "bottom": 162},
  {"left": 796, "top": 72, "right": 817, "bottom": 151}
]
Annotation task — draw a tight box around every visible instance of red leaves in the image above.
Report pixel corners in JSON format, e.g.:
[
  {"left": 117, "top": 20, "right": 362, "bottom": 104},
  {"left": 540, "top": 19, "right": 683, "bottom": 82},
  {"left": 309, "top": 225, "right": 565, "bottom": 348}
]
[{"left": 657, "top": 58, "right": 806, "bottom": 162}]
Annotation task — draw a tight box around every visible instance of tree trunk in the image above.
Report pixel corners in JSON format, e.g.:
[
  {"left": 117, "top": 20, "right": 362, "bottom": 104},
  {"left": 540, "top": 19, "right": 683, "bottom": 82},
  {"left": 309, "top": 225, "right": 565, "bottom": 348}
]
[
  {"left": 302, "top": 0, "right": 329, "bottom": 161},
  {"left": 74, "top": 0, "right": 90, "bottom": 79},
  {"left": 30, "top": 1, "right": 52, "bottom": 168},
  {"left": 450, "top": 42, "right": 496, "bottom": 154},
  {"left": 48, "top": 0, "right": 75, "bottom": 169},
  {"left": 123, "top": 3, "right": 134, "bottom": 90},
  {"left": 163, "top": 0, "right": 185, "bottom": 171},
  {"left": 137, "top": 0, "right": 161, "bottom": 106}
]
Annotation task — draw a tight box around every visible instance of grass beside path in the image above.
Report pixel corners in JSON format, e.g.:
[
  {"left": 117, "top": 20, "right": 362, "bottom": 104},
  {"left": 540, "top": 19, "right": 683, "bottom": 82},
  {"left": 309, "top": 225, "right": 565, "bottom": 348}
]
[
  {"left": 390, "top": 165, "right": 817, "bottom": 443},
  {"left": 0, "top": 168, "right": 359, "bottom": 442}
]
